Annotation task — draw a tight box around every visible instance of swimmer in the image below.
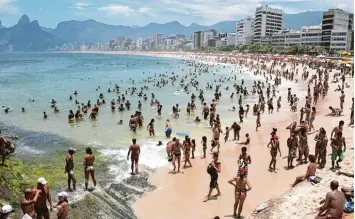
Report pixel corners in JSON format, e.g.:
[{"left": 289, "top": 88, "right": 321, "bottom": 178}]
[{"left": 117, "top": 120, "right": 123, "bottom": 125}]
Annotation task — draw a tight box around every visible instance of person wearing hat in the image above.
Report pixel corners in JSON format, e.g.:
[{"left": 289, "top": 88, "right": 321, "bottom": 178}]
[
  {"left": 33, "top": 177, "right": 53, "bottom": 219},
  {"left": 21, "top": 189, "right": 41, "bottom": 218},
  {"left": 65, "top": 148, "right": 76, "bottom": 191},
  {"left": 53, "top": 192, "right": 69, "bottom": 219},
  {"left": 228, "top": 168, "right": 252, "bottom": 218},
  {"left": 0, "top": 205, "right": 12, "bottom": 219}
]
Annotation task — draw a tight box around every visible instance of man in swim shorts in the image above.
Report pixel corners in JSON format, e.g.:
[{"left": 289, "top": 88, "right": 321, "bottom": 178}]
[
  {"left": 83, "top": 147, "right": 96, "bottom": 190},
  {"left": 65, "top": 148, "right": 76, "bottom": 191},
  {"left": 330, "top": 131, "right": 346, "bottom": 170},
  {"left": 127, "top": 138, "right": 140, "bottom": 175}
]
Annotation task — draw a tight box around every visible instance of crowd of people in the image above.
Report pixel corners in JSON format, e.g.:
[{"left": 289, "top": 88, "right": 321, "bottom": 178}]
[{"left": 0, "top": 53, "right": 353, "bottom": 219}]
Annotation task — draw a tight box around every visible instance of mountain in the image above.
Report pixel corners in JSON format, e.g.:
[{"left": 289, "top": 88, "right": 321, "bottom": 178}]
[
  {"left": 52, "top": 19, "right": 131, "bottom": 44},
  {"left": 283, "top": 11, "right": 323, "bottom": 29},
  {"left": 0, "top": 14, "right": 65, "bottom": 51},
  {"left": 41, "top": 26, "right": 54, "bottom": 33},
  {"left": 46, "top": 11, "right": 322, "bottom": 43}
]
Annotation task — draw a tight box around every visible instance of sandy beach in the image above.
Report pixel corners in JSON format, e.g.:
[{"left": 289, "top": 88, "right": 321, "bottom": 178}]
[{"left": 125, "top": 51, "right": 355, "bottom": 219}]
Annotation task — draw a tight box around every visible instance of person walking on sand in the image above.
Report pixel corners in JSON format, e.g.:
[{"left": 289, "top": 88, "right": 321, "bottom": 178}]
[
  {"left": 237, "top": 147, "right": 251, "bottom": 178},
  {"left": 204, "top": 152, "right": 221, "bottom": 202},
  {"left": 255, "top": 111, "right": 261, "bottom": 131},
  {"left": 330, "top": 131, "right": 346, "bottom": 170},
  {"left": 228, "top": 168, "right": 252, "bottom": 218},
  {"left": 0, "top": 132, "right": 7, "bottom": 166},
  {"left": 53, "top": 192, "right": 69, "bottom": 219},
  {"left": 309, "top": 107, "right": 316, "bottom": 131},
  {"left": 183, "top": 137, "right": 192, "bottom": 168},
  {"left": 127, "top": 138, "right": 140, "bottom": 175},
  {"left": 316, "top": 180, "right": 346, "bottom": 219},
  {"left": 65, "top": 148, "right": 76, "bottom": 191},
  {"left": 172, "top": 138, "right": 182, "bottom": 173},
  {"left": 339, "top": 90, "right": 345, "bottom": 111},
  {"left": 267, "top": 135, "right": 281, "bottom": 172},
  {"left": 292, "top": 155, "right": 317, "bottom": 187},
  {"left": 212, "top": 125, "right": 222, "bottom": 153},
  {"left": 33, "top": 177, "right": 53, "bottom": 219},
  {"left": 83, "top": 147, "right": 97, "bottom": 190}
]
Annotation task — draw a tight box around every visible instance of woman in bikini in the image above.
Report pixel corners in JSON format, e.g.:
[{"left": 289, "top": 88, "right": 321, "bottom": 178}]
[
  {"left": 183, "top": 138, "right": 192, "bottom": 168},
  {"left": 147, "top": 119, "right": 155, "bottom": 136},
  {"left": 256, "top": 111, "right": 261, "bottom": 131},
  {"left": 172, "top": 138, "right": 182, "bottom": 173},
  {"left": 309, "top": 107, "right": 316, "bottom": 131},
  {"left": 267, "top": 136, "right": 281, "bottom": 172},
  {"left": 292, "top": 154, "right": 317, "bottom": 187},
  {"left": 228, "top": 168, "right": 252, "bottom": 218}
]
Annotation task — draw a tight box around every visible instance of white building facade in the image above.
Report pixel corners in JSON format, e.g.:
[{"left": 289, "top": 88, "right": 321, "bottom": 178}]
[
  {"left": 301, "top": 25, "right": 322, "bottom": 45},
  {"left": 236, "top": 17, "right": 254, "bottom": 45},
  {"left": 253, "top": 5, "right": 283, "bottom": 45}
]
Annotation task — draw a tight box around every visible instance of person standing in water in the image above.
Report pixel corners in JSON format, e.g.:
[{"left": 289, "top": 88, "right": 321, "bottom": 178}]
[
  {"left": 204, "top": 152, "right": 221, "bottom": 202},
  {"left": 65, "top": 148, "right": 76, "bottom": 191},
  {"left": 127, "top": 138, "right": 140, "bottom": 175},
  {"left": 83, "top": 147, "right": 96, "bottom": 191},
  {"left": 165, "top": 119, "right": 172, "bottom": 138},
  {"left": 147, "top": 119, "right": 155, "bottom": 136},
  {"left": 228, "top": 168, "right": 252, "bottom": 218}
]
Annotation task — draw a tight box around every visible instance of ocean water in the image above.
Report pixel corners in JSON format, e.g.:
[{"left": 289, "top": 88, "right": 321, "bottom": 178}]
[{"left": 0, "top": 52, "right": 305, "bottom": 174}]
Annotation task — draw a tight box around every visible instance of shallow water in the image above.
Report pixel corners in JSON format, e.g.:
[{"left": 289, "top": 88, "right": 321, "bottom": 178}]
[{"left": 0, "top": 52, "right": 305, "bottom": 172}]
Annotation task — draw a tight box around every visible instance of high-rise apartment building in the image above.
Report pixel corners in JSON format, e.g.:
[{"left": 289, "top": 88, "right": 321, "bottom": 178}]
[
  {"left": 194, "top": 31, "right": 202, "bottom": 49},
  {"left": 321, "top": 9, "right": 354, "bottom": 51},
  {"left": 236, "top": 17, "right": 254, "bottom": 45},
  {"left": 155, "top": 33, "right": 164, "bottom": 46},
  {"left": 253, "top": 5, "right": 283, "bottom": 45}
]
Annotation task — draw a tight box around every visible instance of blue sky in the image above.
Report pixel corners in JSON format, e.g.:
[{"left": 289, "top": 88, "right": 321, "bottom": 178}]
[{"left": 0, "top": 0, "right": 353, "bottom": 28}]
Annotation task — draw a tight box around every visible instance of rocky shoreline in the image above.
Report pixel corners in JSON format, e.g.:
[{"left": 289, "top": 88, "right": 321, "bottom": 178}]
[{"left": 0, "top": 125, "right": 157, "bottom": 219}]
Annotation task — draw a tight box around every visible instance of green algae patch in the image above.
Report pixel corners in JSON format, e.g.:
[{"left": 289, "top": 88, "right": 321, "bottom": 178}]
[{"left": 0, "top": 148, "right": 107, "bottom": 207}]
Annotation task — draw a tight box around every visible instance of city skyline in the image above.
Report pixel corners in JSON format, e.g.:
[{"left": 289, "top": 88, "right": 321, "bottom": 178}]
[{"left": 0, "top": 0, "right": 354, "bottom": 28}]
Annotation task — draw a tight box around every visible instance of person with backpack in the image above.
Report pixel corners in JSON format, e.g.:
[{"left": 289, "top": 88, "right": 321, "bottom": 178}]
[{"left": 204, "top": 152, "right": 221, "bottom": 202}]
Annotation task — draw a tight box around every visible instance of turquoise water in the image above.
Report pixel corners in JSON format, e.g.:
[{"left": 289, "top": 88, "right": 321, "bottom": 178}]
[{"left": 0, "top": 52, "right": 305, "bottom": 174}]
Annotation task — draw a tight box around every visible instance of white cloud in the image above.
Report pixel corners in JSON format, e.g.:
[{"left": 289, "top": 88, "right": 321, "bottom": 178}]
[
  {"left": 98, "top": 5, "right": 153, "bottom": 16},
  {"left": 0, "top": 0, "right": 19, "bottom": 13},
  {"left": 137, "top": 7, "right": 152, "bottom": 13},
  {"left": 73, "top": 2, "right": 89, "bottom": 10}
]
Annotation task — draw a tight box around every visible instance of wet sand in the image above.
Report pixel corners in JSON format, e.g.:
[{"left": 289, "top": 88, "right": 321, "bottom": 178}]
[{"left": 132, "top": 53, "right": 354, "bottom": 219}]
